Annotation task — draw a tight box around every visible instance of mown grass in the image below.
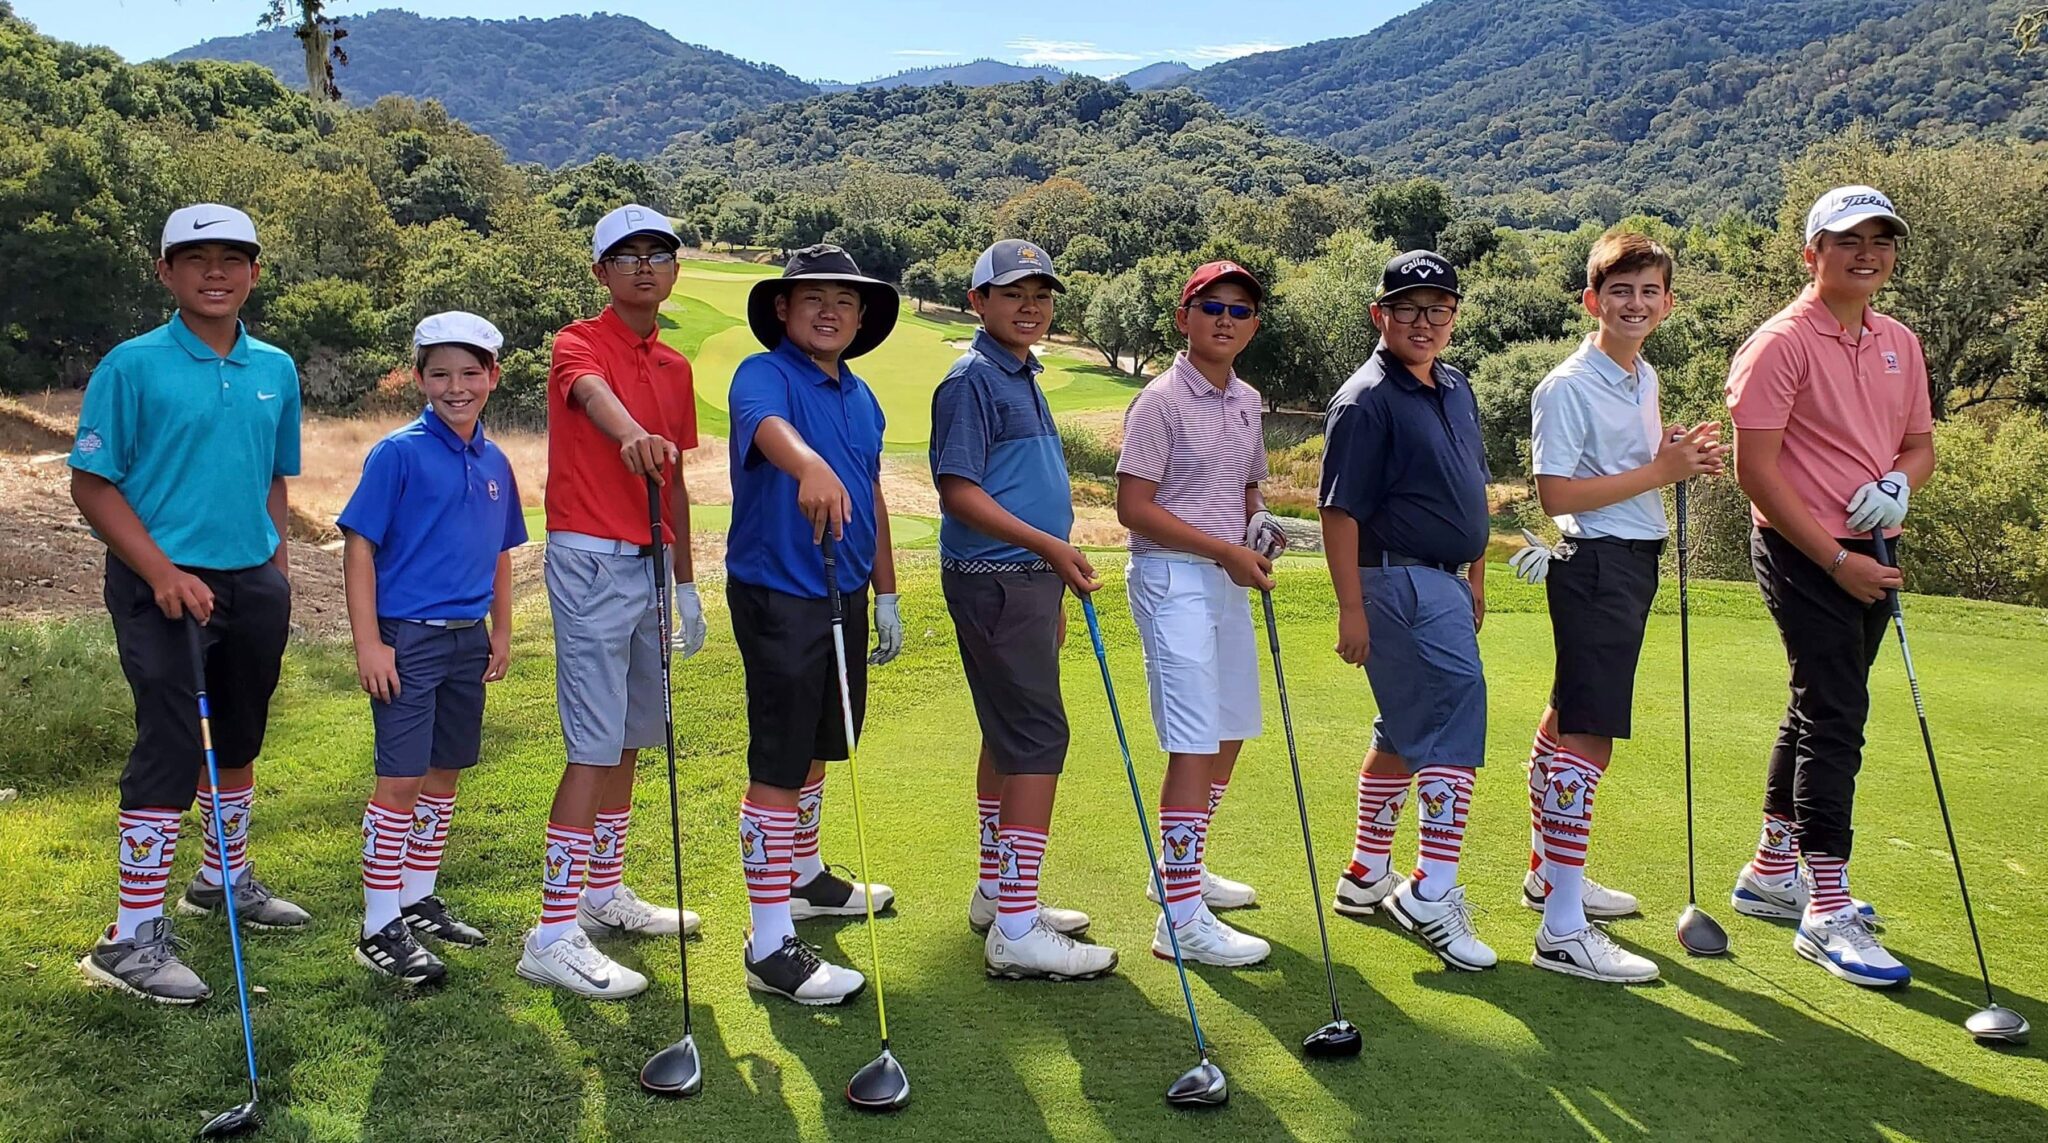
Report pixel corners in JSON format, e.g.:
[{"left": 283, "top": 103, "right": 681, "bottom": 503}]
[{"left": 2, "top": 562, "right": 2045, "bottom": 1141}]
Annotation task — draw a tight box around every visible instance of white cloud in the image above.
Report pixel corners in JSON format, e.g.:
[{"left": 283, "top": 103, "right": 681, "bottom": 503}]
[
  {"left": 1185, "top": 42, "right": 1290, "bottom": 61},
  {"left": 1008, "top": 38, "right": 1144, "bottom": 65},
  {"left": 892, "top": 49, "right": 960, "bottom": 58}
]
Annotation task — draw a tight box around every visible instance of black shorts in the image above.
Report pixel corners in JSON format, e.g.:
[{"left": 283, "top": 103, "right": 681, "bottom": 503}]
[
  {"left": 370, "top": 620, "right": 489, "bottom": 778},
  {"left": 105, "top": 554, "right": 291, "bottom": 811},
  {"left": 727, "top": 578, "right": 867, "bottom": 790},
  {"left": 942, "top": 568, "right": 1069, "bottom": 775},
  {"left": 1545, "top": 537, "right": 1662, "bottom": 739}
]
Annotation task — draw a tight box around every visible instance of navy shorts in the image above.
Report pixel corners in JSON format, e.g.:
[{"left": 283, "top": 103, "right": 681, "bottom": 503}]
[
  {"left": 370, "top": 619, "right": 489, "bottom": 778},
  {"left": 1359, "top": 565, "right": 1487, "bottom": 768}
]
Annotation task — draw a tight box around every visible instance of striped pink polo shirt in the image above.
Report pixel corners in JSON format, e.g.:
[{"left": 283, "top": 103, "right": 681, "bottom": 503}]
[{"left": 1117, "top": 352, "right": 1268, "bottom": 557}]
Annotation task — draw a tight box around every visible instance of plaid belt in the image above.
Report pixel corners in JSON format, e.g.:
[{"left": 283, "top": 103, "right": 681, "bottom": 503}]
[{"left": 941, "top": 558, "right": 1054, "bottom": 574}]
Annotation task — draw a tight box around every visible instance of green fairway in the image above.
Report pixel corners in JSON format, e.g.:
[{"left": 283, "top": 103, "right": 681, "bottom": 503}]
[{"left": 3, "top": 565, "right": 2046, "bottom": 1141}]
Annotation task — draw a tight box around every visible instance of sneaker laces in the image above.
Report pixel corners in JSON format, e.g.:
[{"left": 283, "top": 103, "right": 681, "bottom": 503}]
[
  {"left": 130, "top": 923, "right": 190, "bottom": 970},
  {"left": 1582, "top": 925, "right": 1628, "bottom": 962},
  {"left": 779, "top": 935, "right": 825, "bottom": 978},
  {"left": 1441, "top": 890, "right": 1479, "bottom": 943},
  {"left": 1833, "top": 912, "right": 1882, "bottom": 952},
  {"left": 605, "top": 886, "right": 663, "bottom": 923},
  {"left": 558, "top": 929, "right": 611, "bottom": 972}
]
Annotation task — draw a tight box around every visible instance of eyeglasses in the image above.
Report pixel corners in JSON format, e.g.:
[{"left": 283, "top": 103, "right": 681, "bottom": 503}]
[
  {"left": 605, "top": 252, "right": 678, "bottom": 274},
  {"left": 1383, "top": 302, "right": 1457, "bottom": 327},
  {"left": 1185, "top": 300, "right": 1258, "bottom": 320}
]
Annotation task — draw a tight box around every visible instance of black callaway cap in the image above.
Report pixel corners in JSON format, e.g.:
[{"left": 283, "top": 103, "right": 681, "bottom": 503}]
[{"left": 1377, "top": 250, "right": 1461, "bottom": 301}]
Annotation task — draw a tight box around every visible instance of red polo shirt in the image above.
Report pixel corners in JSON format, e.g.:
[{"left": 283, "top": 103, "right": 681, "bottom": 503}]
[{"left": 545, "top": 306, "right": 697, "bottom": 543}]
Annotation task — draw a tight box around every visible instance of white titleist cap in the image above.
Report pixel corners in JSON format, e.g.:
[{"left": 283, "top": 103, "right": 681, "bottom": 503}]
[
  {"left": 413, "top": 311, "right": 504, "bottom": 359},
  {"left": 1805, "top": 185, "right": 1909, "bottom": 245},
  {"left": 592, "top": 204, "right": 681, "bottom": 262},
  {"left": 161, "top": 204, "right": 260, "bottom": 258}
]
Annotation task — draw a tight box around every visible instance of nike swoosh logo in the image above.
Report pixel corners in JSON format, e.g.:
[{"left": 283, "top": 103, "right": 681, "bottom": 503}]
[
  {"left": 192, "top": 219, "right": 229, "bottom": 230},
  {"left": 257, "top": 392, "right": 277, "bottom": 401},
  {"left": 564, "top": 958, "right": 610, "bottom": 988}
]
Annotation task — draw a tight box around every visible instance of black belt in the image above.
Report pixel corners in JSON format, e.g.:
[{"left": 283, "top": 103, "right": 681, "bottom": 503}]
[
  {"left": 1574, "top": 536, "right": 1667, "bottom": 556},
  {"left": 1360, "top": 547, "right": 1469, "bottom": 576}
]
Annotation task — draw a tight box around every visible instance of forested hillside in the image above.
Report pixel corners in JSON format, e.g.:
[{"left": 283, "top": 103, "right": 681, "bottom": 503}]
[{"left": 819, "top": 60, "right": 1069, "bottom": 91}]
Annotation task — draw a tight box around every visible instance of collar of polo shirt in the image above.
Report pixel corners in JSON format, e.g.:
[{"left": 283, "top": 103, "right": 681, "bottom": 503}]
[
  {"left": 1172, "top": 353, "right": 1241, "bottom": 398},
  {"left": 169, "top": 312, "right": 250, "bottom": 364},
  {"left": 772, "top": 335, "right": 852, "bottom": 386},
  {"left": 1579, "top": 337, "right": 1643, "bottom": 390},
  {"left": 422, "top": 405, "right": 487, "bottom": 454},
  {"left": 597, "top": 305, "right": 661, "bottom": 352},
  {"left": 1792, "top": 285, "right": 1877, "bottom": 343},
  {"left": 1376, "top": 343, "right": 1451, "bottom": 391},
  {"left": 970, "top": 328, "right": 1038, "bottom": 377}
]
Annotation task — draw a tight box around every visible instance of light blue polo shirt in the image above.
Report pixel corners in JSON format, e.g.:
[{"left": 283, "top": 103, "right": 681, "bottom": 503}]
[
  {"left": 727, "top": 338, "right": 886, "bottom": 599},
  {"left": 68, "top": 314, "right": 302, "bottom": 570},
  {"left": 1529, "top": 337, "right": 1668, "bottom": 540},
  {"left": 930, "top": 329, "right": 1073, "bottom": 564},
  {"left": 337, "top": 408, "right": 528, "bottom": 621}
]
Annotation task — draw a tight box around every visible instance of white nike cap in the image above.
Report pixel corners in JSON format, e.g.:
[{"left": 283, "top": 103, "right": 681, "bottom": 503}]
[
  {"left": 161, "top": 204, "right": 260, "bottom": 258},
  {"left": 591, "top": 203, "right": 680, "bottom": 262},
  {"left": 1804, "top": 185, "right": 1909, "bottom": 246},
  {"left": 413, "top": 311, "right": 504, "bottom": 359}
]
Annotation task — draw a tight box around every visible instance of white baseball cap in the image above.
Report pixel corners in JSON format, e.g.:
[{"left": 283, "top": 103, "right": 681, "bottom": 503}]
[
  {"left": 591, "top": 204, "right": 681, "bottom": 262},
  {"left": 161, "top": 204, "right": 260, "bottom": 258},
  {"left": 413, "top": 311, "right": 504, "bottom": 359},
  {"left": 1804, "top": 185, "right": 1909, "bottom": 246}
]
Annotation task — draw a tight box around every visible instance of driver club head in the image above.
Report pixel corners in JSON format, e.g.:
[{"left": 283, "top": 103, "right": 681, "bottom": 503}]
[
  {"left": 1965, "top": 1005, "right": 2030, "bottom": 1047},
  {"left": 1303, "top": 1019, "right": 1363, "bottom": 1058},
  {"left": 639, "top": 1035, "right": 705, "bottom": 1098},
  {"left": 845, "top": 1049, "right": 910, "bottom": 1113},
  {"left": 1676, "top": 904, "right": 1730, "bottom": 957},
  {"left": 1165, "top": 1059, "right": 1229, "bottom": 1108},
  {"left": 197, "top": 1101, "right": 262, "bottom": 1138}
]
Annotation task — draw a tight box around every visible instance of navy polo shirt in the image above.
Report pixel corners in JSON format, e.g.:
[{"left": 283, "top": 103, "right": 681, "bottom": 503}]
[
  {"left": 727, "top": 338, "right": 886, "bottom": 599},
  {"left": 337, "top": 407, "right": 528, "bottom": 621},
  {"left": 930, "top": 329, "right": 1073, "bottom": 563},
  {"left": 1319, "top": 344, "right": 1492, "bottom": 566}
]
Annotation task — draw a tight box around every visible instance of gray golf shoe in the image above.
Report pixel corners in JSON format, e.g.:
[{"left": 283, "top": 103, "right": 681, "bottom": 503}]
[
  {"left": 178, "top": 868, "right": 313, "bottom": 930},
  {"left": 79, "top": 917, "right": 212, "bottom": 1004}
]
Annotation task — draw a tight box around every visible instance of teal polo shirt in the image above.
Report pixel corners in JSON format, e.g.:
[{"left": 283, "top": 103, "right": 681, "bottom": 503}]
[{"left": 68, "top": 314, "right": 302, "bottom": 571}]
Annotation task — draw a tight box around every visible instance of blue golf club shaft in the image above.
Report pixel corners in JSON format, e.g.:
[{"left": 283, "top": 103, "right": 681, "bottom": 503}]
[{"left": 186, "top": 620, "right": 260, "bottom": 1107}]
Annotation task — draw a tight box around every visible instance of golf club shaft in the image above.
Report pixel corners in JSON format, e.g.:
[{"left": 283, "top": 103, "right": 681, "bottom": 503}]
[
  {"left": 1259, "top": 590, "right": 1345, "bottom": 1023},
  {"left": 1870, "top": 532, "right": 1999, "bottom": 1008},
  {"left": 1676, "top": 481, "right": 1698, "bottom": 905},
  {"left": 646, "top": 477, "right": 693, "bottom": 1035},
  {"left": 823, "top": 536, "right": 891, "bottom": 1047},
  {"left": 187, "top": 621, "right": 260, "bottom": 1106},
  {"left": 1079, "top": 595, "right": 1211, "bottom": 1061}
]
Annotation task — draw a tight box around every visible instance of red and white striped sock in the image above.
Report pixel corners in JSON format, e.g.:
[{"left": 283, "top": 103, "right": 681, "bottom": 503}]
[
  {"left": 1207, "top": 779, "right": 1230, "bottom": 820},
  {"left": 536, "top": 822, "right": 593, "bottom": 947},
  {"left": 1347, "top": 772, "right": 1411, "bottom": 883},
  {"left": 1527, "top": 727, "right": 1559, "bottom": 881},
  {"left": 976, "top": 795, "right": 1001, "bottom": 899},
  {"left": 1804, "top": 853, "right": 1851, "bottom": 922},
  {"left": 1538, "top": 749, "right": 1605, "bottom": 935},
  {"left": 741, "top": 799, "right": 798, "bottom": 959},
  {"left": 995, "top": 824, "right": 1047, "bottom": 940},
  {"left": 361, "top": 801, "right": 412, "bottom": 937},
  {"left": 792, "top": 776, "right": 826, "bottom": 884},
  {"left": 1748, "top": 815, "right": 1800, "bottom": 884},
  {"left": 1412, "top": 766, "right": 1475, "bottom": 901},
  {"left": 115, "top": 808, "right": 182, "bottom": 941},
  {"left": 1158, "top": 806, "right": 1207, "bottom": 926},
  {"left": 582, "top": 805, "right": 631, "bottom": 909},
  {"left": 401, "top": 791, "right": 456, "bottom": 906},
  {"left": 197, "top": 781, "right": 253, "bottom": 887}
]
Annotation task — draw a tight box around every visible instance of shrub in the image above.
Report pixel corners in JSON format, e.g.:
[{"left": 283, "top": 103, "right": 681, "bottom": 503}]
[
  {"left": 1059, "top": 421, "right": 1120, "bottom": 478},
  {"left": 1905, "top": 412, "right": 2048, "bottom": 606},
  {"left": 1469, "top": 339, "right": 1577, "bottom": 479}
]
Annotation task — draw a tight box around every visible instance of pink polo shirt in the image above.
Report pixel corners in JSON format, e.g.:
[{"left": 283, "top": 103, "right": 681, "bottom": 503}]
[
  {"left": 1725, "top": 286, "right": 1932, "bottom": 538},
  {"left": 1118, "top": 353, "right": 1268, "bottom": 556}
]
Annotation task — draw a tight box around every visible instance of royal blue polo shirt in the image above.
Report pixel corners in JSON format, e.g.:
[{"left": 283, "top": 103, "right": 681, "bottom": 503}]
[
  {"left": 68, "top": 314, "right": 302, "bottom": 571},
  {"left": 1319, "top": 344, "right": 1492, "bottom": 566},
  {"left": 727, "top": 338, "right": 886, "bottom": 599},
  {"left": 930, "top": 329, "right": 1073, "bottom": 564},
  {"left": 337, "top": 407, "right": 528, "bottom": 621}
]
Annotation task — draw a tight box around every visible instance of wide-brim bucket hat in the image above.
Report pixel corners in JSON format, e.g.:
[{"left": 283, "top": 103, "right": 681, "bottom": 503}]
[{"left": 747, "top": 244, "right": 900, "bottom": 360}]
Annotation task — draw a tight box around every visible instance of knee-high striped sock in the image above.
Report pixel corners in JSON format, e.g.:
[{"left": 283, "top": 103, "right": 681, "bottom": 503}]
[
  {"left": 1538, "top": 748, "right": 1605, "bottom": 935},
  {"left": 401, "top": 791, "right": 456, "bottom": 906},
  {"left": 582, "top": 805, "right": 630, "bottom": 909},
  {"left": 361, "top": 801, "right": 412, "bottom": 937},
  {"left": 1527, "top": 727, "right": 1558, "bottom": 880},
  {"left": 1158, "top": 806, "right": 1207, "bottom": 926},
  {"left": 1748, "top": 814, "right": 1799, "bottom": 884},
  {"left": 115, "top": 808, "right": 182, "bottom": 941},
  {"left": 742, "top": 799, "right": 798, "bottom": 959},
  {"left": 976, "top": 795, "right": 1002, "bottom": 900},
  {"left": 1412, "top": 766, "right": 1475, "bottom": 901},
  {"left": 1804, "top": 853, "right": 1851, "bottom": 922},
  {"left": 995, "top": 824, "right": 1046, "bottom": 940},
  {"left": 536, "top": 822, "right": 593, "bottom": 947},
  {"left": 1347, "top": 772, "right": 1411, "bottom": 882},
  {"left": 792, "top": 775, "right": 826, "bottom": 885},
  {"left": 197, "top": 781, "right": 253, "bottom": 887},
  {"left": 1207, "top": 778, "right": 1230, "bottom": 820}
]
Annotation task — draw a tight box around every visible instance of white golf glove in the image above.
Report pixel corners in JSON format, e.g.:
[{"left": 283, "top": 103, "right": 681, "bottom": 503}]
[
  {"left": 1509, "top": 529, "right": 1552, "bottom": 585},
  {"left": 1245, "top": 510, "right": 1288, "bottom": 560},
  {"left": 671, "top": 581, "right": 707, "bottom": 660},
  {"left": 870, "top": 592, "right": 903, "bottom": 666},
  {"left": 1844, "top": 470, "right": 1910, "bottom": 534}
]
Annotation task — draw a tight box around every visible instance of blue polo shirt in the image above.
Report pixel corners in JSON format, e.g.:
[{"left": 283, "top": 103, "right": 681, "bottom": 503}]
[
  {"left": 68, "top": 314, "right": 302, "bottom": 571},
  {"left": 930, "top": 329, "right": 1073, "bottom": 564},
  {"left": 727, "top": 338, "right": 886, "bottom": 599},
  {"left": 1319, "top": 344, "right": 1492, "bottom": 566},
  {"left": 336, "top": 408, "right": 528, "bottom": 621}
]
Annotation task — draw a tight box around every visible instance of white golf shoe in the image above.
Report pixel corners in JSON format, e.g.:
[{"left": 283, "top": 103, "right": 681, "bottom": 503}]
[
  {"left": 968, "top": 889, "right": 1090, "bottom": 937},
  {"left": 744, "top": 933, "right": 866, "bottom": 1005},
  {"left": 579, "top": 885, "right": 699, "bottom": 939},
  {"left": 1145, "top": 868, "right": 1257, "bottom": 910},
  {"left": 516, "top": 927, "right": 648, "bottom": 1000},
  {"left": 1333, "top": 869, "right": 1398, "bottom": 917},
  {"left": 1795, "top": 906, "right": 1911, "bottom": 989},
  {"left": 1153, "top": 907, "right": 1270, "bottom": 967},
  {"left": 1522, "top": 870, "right": 1639, "bottom": 918},
  {"left": 985, "top": 916, "right": 1118, "bottom": 981},
  {"left": 1532, "top": 924, "right": 1660, "bottom": 983},
  {"left": 1731, "top": 867, "right": 1879, "bottom": 924},
  {"left": 788, "top": 868, "right": 894, "bottom": 920},
  {"left": 1387, "top": 879, "right": 1496, "bottom": 971}
]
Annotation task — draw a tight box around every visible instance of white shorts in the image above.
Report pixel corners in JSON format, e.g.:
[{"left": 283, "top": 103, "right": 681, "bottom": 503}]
[{"left": 1125, "top": 555, "right": 1262, "bottom": 754}]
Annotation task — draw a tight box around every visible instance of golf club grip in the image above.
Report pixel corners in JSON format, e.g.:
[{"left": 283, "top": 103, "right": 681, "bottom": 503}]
[
  {"left": 822, "top": 534, "right": 842, "bottom": 620},
  {"left": 646, "top": 474, "right": 663, "bottom": 544},
  {"left": 184, "top": 614, "right": 206, "bottom": 691}
]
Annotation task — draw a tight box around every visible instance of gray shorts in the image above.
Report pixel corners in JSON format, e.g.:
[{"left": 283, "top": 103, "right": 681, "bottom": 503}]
[
  {"left": 942, "top": 568, "right": 1069, "bottom": 774},
  {"left": 1360, "top": 565, "right": 1487, "bottom": 768},
  {"left": 544, "top": 543, "right": 665, "bottom": 765},
  {"left": 370, "top": 620, "right": 489, "bottom": 778}
]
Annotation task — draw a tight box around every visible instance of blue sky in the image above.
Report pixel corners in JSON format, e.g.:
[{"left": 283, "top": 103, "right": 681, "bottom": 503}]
[{"left": 12, "top": 1, "right": 1425, "bottom": 81}]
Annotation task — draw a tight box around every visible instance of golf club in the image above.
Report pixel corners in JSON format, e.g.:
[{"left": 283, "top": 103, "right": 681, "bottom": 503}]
[
  {"left": 1079, "top": 596, "right": 1228, "bottom": 1108},
  {"left": 1870, "top": 532, "right": 2028, "bottom": 1046},
  {"left": 1673, "top": 481, "right": 1729, "bottom": 957},
  {"left": 187, "top": 619, "right": 264, "bottom": 1137},
  {"left": 822, "top": 535, "right": 910, "bottom": 1112},
  {"left": 637, "top": 476, "right": 704, "bottom": 1098},
  {"left": 1258, "top": 590, "right": 1362, "bottom": 1058}
]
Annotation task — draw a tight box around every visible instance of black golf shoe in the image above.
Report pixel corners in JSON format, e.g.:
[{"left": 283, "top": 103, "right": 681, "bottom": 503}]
[
  {"left": 744, "top": 934, "right": 865, "bottom": 1004},
  {"left": 789, "top": 868, "right": 894, "bottom": 919},
  {"left": 356, "top": 918, "right": 448, "bottom": 986},
  {"left": 403, "top": 894, "right": 488, "bottom": 947}
]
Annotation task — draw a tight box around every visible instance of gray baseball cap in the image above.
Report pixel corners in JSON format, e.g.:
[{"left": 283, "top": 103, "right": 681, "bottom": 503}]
[{"left": 972, "top": 239, "right": 1065, "bottom": 292}]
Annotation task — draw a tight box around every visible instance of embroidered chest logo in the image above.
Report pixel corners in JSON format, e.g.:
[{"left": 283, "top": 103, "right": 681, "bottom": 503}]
[
  {"left": 487, "top": 479, "right": 501, "bottom": 501},
  {"left": 1881, "top": 350, "right": 1901, "bottom": 374}
]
